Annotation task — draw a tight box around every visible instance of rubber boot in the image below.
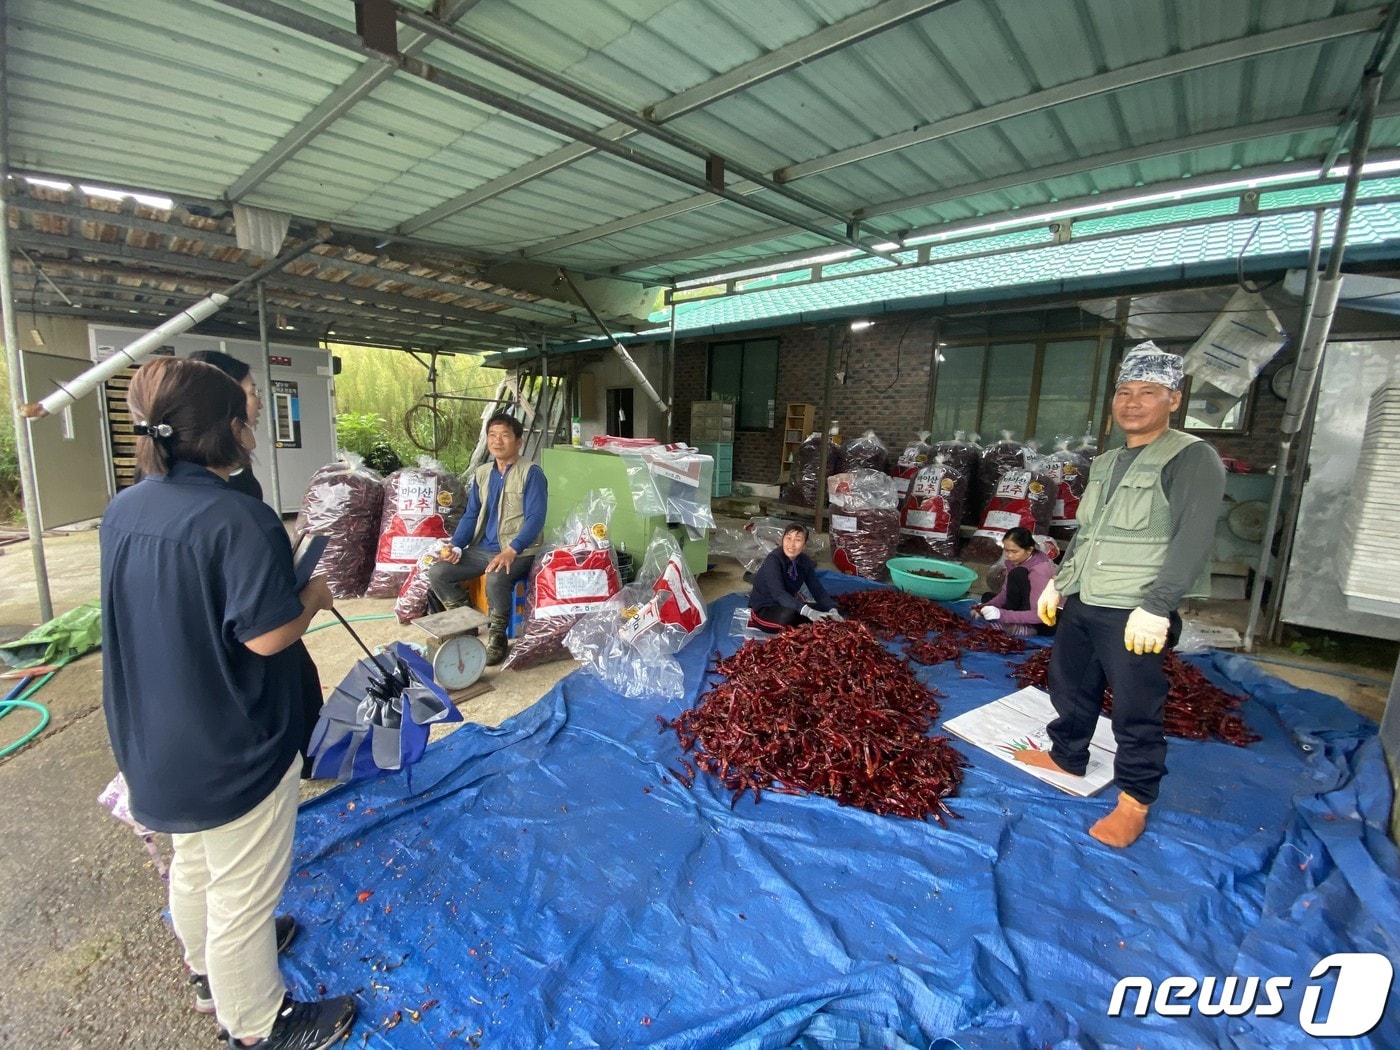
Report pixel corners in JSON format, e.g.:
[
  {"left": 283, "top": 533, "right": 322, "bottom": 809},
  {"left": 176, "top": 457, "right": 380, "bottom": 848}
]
[
  {"left": 484, "top": 613, "right": 509, "bottom": 666},
  {"left": 1089, "top": 791, "right": 1150, "bottom": 848}
]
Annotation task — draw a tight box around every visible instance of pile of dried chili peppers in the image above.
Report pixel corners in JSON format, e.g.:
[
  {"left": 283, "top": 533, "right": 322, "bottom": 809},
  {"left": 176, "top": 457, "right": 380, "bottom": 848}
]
[
  {"left": 836, "top": 588, "right": 1026, "bottom": 667},
  {"left": 669, "top": 620, "right": 966, "bottom": 822},
  {"left": 1009, "top": 648, "right": 1260, "bottom": 746}
]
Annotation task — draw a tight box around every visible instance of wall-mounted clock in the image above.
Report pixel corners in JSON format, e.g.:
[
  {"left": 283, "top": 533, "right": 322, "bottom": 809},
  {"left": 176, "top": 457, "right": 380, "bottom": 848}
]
[{"left": 1270, "top": 363, "right": 1295, "bottom": 400}]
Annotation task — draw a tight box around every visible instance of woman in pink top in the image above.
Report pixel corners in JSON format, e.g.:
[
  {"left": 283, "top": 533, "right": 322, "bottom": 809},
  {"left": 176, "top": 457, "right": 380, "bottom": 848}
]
[{"left": 972, "top": 527, "right": 1057, "bottom": 638}]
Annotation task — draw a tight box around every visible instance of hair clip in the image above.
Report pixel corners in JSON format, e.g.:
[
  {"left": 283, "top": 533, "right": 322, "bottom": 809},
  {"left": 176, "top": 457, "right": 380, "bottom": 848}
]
[{"left": 133, "top": 422, "right": 174, "bottom": 438}]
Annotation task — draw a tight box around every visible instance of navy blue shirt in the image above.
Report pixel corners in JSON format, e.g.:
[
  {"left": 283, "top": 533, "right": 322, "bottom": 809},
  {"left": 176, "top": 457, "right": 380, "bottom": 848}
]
[
  {"left": 100, "top": 461, "right": 305, "bottom": 833},
  {"left": 748, "top": 548, "right": 835, "bottom": 613}
]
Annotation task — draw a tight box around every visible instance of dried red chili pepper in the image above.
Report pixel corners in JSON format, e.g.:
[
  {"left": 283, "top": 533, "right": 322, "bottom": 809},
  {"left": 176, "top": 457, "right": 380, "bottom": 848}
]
[
  {"left": 669, "top": 621, "right": 966, "bottom": 822},
  {"left": 1009, "top": 648, "right": 1259, "bottom": 746}
]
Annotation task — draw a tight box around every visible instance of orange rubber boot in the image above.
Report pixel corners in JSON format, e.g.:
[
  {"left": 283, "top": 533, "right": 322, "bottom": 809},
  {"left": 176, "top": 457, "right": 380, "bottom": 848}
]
[{"left": 1090, "top": 791, "right": 1150, "bottom": 848}]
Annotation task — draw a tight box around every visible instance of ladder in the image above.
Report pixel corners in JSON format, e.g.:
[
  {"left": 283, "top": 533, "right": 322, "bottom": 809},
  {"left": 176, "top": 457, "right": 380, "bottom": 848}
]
[{"left": 467, "top": 362, "right": 572, "bottom": 471}]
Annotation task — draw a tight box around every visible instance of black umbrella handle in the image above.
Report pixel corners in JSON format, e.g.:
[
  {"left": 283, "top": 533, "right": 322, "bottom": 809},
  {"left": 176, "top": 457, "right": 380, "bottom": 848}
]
[{"left": 331, "top": 608, "right": 393, "bottom": 676}]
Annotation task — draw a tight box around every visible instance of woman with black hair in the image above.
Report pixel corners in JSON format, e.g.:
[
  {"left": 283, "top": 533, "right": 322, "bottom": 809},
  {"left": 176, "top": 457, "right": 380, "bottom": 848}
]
[
  {"left": 186, "top": 350, "right": 264, "bottom": 500},
  {"left": 100, "top": 357, "right": 356, "bottom": 1049},
  {"left": 971, "top": 526, "right": 1057, "bottom": 638},
  {"left": 747, "top": 522, "right": 843, "bottom": 632}
]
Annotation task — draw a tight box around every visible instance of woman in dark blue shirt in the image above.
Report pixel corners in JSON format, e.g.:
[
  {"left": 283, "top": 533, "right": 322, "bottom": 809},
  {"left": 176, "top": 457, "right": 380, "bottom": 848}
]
[
  {"left": 747, "top": 523, "right": 842, "bottom": 632},
  {"left": 100, "top": 357, "right": 355, "bottom": 1049}
]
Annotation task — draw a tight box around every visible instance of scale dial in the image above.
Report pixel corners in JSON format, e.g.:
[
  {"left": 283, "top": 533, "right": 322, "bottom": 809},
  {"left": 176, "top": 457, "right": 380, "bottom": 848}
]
[{"left": 432, "top": 634, "right": 487, "bottom": 691}]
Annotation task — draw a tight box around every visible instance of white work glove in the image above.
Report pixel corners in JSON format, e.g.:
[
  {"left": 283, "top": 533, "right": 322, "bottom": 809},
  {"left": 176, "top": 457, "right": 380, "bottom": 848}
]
[
  {"left": 800, "top": 604, "right": 820, "bottom": 621},
  {"left": 819, "top": 608, "right": 844, "bottom": 622},
  {"left": 1037, "top": 579, "right": 1061, "bottom": 626},
  {"left": 1124, "top": 607, "right": 1170, "bottom": 654},
  {"left": 980, "top": 606, "right": 1001, "bottom": 622}
]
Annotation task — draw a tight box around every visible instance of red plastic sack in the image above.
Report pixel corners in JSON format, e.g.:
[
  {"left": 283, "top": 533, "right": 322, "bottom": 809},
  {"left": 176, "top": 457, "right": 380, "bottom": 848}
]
[
  {"left": 533, "top": 544, "right": 623, "bottom": 618},
  {"left": 898, "top": 455, "right": 966, "bottom": 558},
  {"left": 889, "top": 430, "right": 932, "bottom": 501},
  {"left": 965, "top": 461, "right": 1056, "bottom": 562},
  {"left": 367, "top": 459, "right": 467, "bottom": 598},
  {"left": 1048, "top": 437, "right": 1091, "bottom": 541},
  {"left": 930, "top": 431, "right": 982, "bottom": 526}
]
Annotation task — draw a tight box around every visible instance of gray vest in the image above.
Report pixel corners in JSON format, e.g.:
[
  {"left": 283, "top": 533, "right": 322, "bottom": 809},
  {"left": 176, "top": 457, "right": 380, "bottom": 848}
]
[
  {"left": 1056, "top": 429, "right": 1209, "bottom": 609},
  {"left": 470, "top": 460, "right": 542, "bottom": 556}
]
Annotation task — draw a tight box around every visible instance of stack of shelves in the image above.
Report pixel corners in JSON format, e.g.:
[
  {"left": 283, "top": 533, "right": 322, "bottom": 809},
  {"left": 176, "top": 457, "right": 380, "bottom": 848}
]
[
  {"left": 693, "top": 442, "right": 733, "bottom": 497},
  {"left": 104, "top": 366, "right": 139, "bottom": 492},
  {"left": 690, "top": 400, "right": 735, "bottom": 444},
  {"left": 779, "top": 403, "right": 815, "bottom": 482}
]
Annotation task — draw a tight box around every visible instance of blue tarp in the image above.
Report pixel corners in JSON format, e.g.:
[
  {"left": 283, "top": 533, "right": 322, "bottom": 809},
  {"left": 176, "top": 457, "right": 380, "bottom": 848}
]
[{"left": 281, "top": 581, "right": 1400, "bottom": 1048}]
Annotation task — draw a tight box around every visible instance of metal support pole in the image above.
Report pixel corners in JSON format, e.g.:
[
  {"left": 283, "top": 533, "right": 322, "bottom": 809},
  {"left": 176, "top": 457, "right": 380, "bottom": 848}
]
[
  {"left": 1249, "top": 72, "right": 1382, "bottom": 648},
  {"left": 814, "top": 326, "right": 838, "bottom": 535},
  {"left": 256, "top": 283, "right": 284, "bottom": 515},
  {"left": 558, "top": 269, "right": 669, "bottom": 415},
  {"left": 666, "top": 297, "right": 678, "bottom": 440},
  {"left": 1243, "top": 209, "right": 1324, "bottom": 651},
  {"left": 537, "top": 335, "right": 552, "bottom": 453},
  {"left": 1, "top": 189, "right": 54, "bottom": 621}
]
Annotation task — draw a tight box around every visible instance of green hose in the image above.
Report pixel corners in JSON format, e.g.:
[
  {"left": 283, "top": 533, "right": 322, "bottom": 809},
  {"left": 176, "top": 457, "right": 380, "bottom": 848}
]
[
  {"left": 0, "top": 613, "right": 397, "bottom": 760},
  {"left": 0, "top": 670, "right": 56, "bottom": 759}
]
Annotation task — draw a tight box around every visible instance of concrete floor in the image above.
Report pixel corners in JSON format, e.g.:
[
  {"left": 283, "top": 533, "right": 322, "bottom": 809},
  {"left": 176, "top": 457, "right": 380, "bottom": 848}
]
[{"left": 0, "top": 525, "right": 1390, "bottom": 1048}]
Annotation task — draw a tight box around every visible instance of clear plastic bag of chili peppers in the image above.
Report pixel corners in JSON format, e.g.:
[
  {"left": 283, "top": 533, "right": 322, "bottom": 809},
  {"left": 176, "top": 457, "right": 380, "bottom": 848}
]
[
  {"left": 781, "top": 432, "right": 844, "bottom": 508},
  {"left": 930, "top": 430, "right": 983, "bottom": 526},
  {"left": 889, "top": 429, "right": 932, "bottom": 501},
  {"left": 503, "top": 490, "right": 621, "bottom": 672},
  {"left": 827, "top": 469, "right": 901, "bottom": 580},
  {"left": 297, "top": 452, "right": 385, "bottom": 599},
  {"left": 1047, "top": 436, "right": 1090, "bottom": 542},
  {"left": 366, "top": 456, "right": 467, "bottom": 598},
  {"left": 898, "top": 454, "right": 966, "bottom": 558},
  {"left": 1072, "top": 431, "right": 1100, "bottom": 462},
  {"left": 842, "top": 429, "right": 889, "bottom": 473},
  {"left": 668, "top": 619, "right": 966, "bottom": 821},
  {"left": 974, "top": 430, "right": 1028, "bottom": 527},
  {"left": 965, "top": 452, "right": 1056, "bottom": 562},
  {"left": 394, "top": 544, "right": 451, "bottom": 624}
]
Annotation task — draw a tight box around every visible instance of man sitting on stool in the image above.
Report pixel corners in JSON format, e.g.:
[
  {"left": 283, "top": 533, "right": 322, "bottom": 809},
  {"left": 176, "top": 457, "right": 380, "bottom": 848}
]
[{"left": 428, "top": 412, "right": 548, "bottom": 665}]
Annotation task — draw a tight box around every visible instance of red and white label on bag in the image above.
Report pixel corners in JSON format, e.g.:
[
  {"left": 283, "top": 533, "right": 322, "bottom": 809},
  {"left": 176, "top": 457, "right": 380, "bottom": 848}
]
[
  {"left": 620, "top": 556, "right": 706, "bottom": 642},
  {"left": 973, "top": 469, "right": 1036, "bottom": 540},
  {"left": 394, "top": 476, "right": 439, "bottom": 518},
  {"left": 900, "top": 467, "right": 955, "bottom": 540},
  {"left": 376, "top": 514, "right": 449, "bottom": 571},
  {"left": 534, "top": 544, "right": 621, "bottom": 617},
  {"left": 1053, "top": 462, "right": 1083, "bottom": 526}
]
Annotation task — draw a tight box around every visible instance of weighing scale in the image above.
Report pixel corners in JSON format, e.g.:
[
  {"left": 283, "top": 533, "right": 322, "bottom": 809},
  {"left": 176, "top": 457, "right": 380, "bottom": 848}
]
[{"left": 411, "top": 605, "right": 490, "bottom": 692}]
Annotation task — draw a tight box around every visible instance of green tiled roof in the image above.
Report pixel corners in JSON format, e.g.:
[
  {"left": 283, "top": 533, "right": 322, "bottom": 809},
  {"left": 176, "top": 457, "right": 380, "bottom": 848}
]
[{"left": 648, "top": 196, "right": 1400, "bottom": 336}]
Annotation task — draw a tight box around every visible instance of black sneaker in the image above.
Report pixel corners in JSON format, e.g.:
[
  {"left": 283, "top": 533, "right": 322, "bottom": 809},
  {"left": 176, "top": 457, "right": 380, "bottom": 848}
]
[
  {"left": 192, "top": 915, "right": 299, "bottom": 1013},
  {"left": 227, "top": 995, "right": 356, "bottom": 1050}
]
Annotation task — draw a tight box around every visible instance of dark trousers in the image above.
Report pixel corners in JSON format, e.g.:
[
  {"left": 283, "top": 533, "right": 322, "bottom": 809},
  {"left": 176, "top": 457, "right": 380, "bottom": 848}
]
[
  {"left": 1045, "top": 596, "right": 1180, "bottom": 805},
  {"left": 426, "top": 547, "right": 534, "bottom": 618},
  {"left": 750, "top": 604, "right": 809, "bottom": 633}
]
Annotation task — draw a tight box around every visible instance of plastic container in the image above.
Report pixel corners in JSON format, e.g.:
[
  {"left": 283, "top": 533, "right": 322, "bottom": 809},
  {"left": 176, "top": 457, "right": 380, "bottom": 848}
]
[{"left": 885, "top": 556, "right": 978, "bottom": 601}]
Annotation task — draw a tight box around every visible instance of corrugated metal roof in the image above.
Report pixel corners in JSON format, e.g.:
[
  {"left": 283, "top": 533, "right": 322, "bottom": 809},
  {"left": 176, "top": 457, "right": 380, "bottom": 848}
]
[{"left": 5, "top": 0, "right": 1400, "bottom": 350}]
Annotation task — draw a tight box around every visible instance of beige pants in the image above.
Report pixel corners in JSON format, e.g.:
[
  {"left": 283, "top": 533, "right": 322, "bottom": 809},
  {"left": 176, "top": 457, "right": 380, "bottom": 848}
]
[{"left": 169, "top": 757, "right": 300, "bottom": 1039}]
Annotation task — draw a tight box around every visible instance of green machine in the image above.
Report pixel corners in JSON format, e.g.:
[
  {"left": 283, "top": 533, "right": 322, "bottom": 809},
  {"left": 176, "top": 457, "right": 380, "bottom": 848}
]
[{"left": 540, "top": 447, "right": 710, "bottom": 577}]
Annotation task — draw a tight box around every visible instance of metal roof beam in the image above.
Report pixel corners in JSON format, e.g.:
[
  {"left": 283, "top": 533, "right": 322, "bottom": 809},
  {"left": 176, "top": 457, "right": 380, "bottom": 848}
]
[
  {"left": 1320, "top": 2, "right": 1400, "bottom": 172},
  {"left": 208, "top": 0, "right": 904, "bottom": 266},
  {"left": 392, "top": 4, "right": 884, "bottom": 251},
  {"left": 621, "top": 106, "right": 1400, "bottom": 279},
  {"left": 521, "top": 8, "right": 1386, "bottom": 262},
  {"left": 396, "top": 0, "right": 958, "bottom": 233},
  {"left": 776, "top": 8, "right": 1387, "bottom": 183},
  {"left": 223, "top": 0, "right": 484, "bottom": 201},
  {"left": 5, "top": 230, "right": 580, "bottom": 338}
]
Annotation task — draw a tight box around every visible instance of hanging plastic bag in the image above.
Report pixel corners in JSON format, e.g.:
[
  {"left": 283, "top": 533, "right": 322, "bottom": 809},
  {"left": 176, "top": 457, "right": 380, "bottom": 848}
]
[
  {"left": 827, "top": 469, "right": 901, "bottom": 580},
  {"left": 297, "top": 452, "right": 385, "bottom": 599},
  {"left": 394, "top": 543, "right": 453, "bottom": 625},
  {"left": 366, "top": 456, "right": 467, "bottom": 598}
]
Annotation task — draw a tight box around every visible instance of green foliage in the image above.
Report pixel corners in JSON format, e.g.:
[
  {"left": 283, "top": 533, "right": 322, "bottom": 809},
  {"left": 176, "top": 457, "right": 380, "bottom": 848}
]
[
  {"left": 0, "top": 353, "right": 22, "bottom": 523},
  {"left": 334, "top": 411, "right": 386, "bottom": 456},
  {"left": 330, "top": 344, "right": 498, "bottom": 474}
]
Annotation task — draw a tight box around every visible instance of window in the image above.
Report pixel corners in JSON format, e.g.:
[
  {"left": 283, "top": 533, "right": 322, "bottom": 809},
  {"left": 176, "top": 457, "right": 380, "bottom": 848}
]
[
  {"left": 708, "top": 338, "right": 778, "bottom": 429},
  {"left": 930, "top": 334, "right": 1111, "bottom": 444}
]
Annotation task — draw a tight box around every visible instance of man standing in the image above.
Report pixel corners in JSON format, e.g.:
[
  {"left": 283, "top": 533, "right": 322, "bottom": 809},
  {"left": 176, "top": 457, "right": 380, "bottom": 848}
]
[
  {"left": 1015, "top": 342, "right": 1226, "bottom": 848},
  {"left": 428, "top": 412, "right": 548, "bottom": 665}
]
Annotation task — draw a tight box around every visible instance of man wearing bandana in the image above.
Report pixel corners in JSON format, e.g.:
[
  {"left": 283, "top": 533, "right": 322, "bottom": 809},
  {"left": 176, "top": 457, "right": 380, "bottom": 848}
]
[{"left": 1014, "top": 342, "right": 1226, "bottom": 847}]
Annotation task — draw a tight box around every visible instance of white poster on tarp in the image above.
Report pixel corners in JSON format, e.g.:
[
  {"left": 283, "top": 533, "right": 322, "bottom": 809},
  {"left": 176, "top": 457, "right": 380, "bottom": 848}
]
[{"left": 1182, "top": 289, "right": 1288, "bottom": 397}]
